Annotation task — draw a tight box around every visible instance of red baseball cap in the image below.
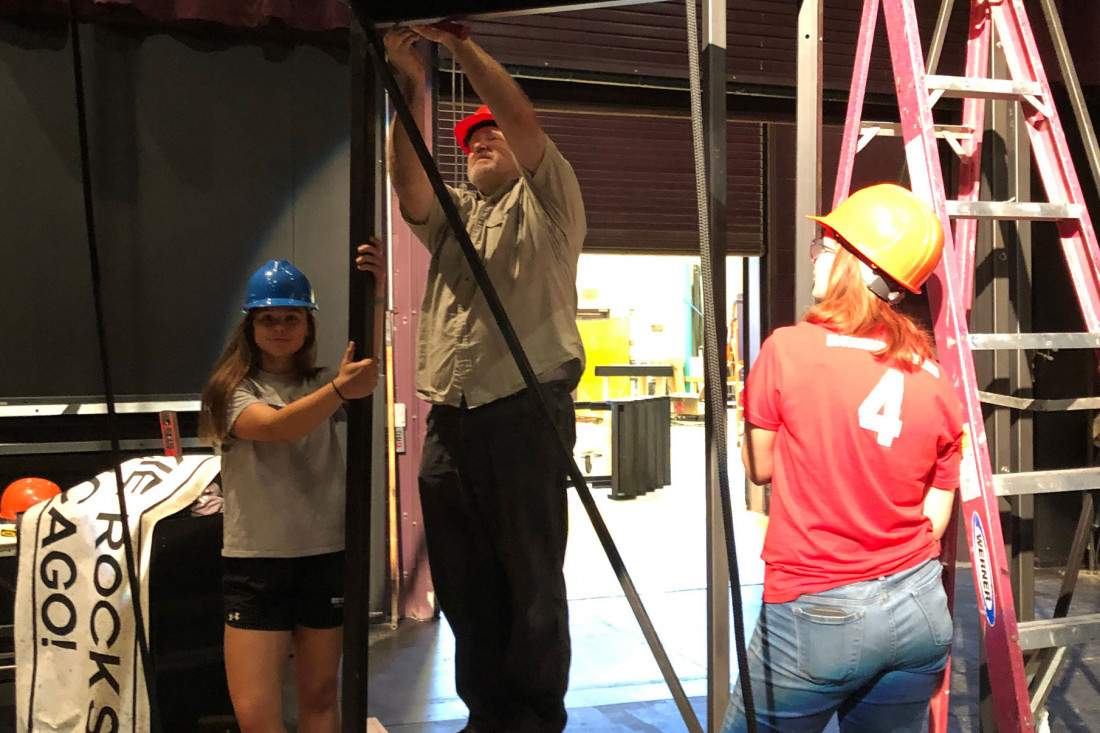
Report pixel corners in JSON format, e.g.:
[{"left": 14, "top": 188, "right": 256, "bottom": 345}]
[{"left": 454, "top": 105, "right": 497, "bottom": 154}]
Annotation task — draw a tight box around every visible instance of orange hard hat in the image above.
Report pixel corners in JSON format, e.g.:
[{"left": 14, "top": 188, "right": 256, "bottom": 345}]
[
  {"left": 453, "top": 105, "right": 496, "bottom": 154},
  {"left": 808, "top": 183, "right": 945, "bottom": 293},
  {"left": 1, "top": 477, "right": 61, "bottom": 521}
]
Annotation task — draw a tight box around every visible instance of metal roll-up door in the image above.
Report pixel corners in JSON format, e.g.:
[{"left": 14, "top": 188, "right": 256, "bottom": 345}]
[{"left": 438, "top": 97, "right": 764, "bottom": 255}]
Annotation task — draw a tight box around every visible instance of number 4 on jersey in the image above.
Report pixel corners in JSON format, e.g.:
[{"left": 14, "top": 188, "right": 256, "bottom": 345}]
[{"left": 858, "top": 369, "right": 904, "bottom": 447}]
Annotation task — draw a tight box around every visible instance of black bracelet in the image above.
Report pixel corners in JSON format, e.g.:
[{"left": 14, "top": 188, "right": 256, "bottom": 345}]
[{"left": 331, "top": 380, "right": 349, "bottom": 401}]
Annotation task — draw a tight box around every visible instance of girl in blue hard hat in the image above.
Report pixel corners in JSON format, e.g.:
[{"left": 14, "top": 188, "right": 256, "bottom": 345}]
[{"left": 199, "top": 239, "right": 384, "bottom": 733}]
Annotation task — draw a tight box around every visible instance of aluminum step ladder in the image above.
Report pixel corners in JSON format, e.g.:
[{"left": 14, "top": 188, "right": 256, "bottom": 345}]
[{"left": 833, "top": 1, "right": 1100, "bottom": 730}]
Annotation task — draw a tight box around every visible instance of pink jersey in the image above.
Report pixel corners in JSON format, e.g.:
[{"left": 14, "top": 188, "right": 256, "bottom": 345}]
[{"left": 744, "top": 321, "right": 964, "bottom": 603}]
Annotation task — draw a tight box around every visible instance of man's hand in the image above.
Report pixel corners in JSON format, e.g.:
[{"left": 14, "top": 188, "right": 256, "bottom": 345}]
[
  {"left": 383, "top": 27, "right": 426, "bottom": 81},
  {"left": 424, "top": 21, "right": 470, "bottom": 41},
  {"left": 385, "top": 27, "right": 433, "bottom": 223},
  {"left": 407, "top": 22, "right": 467, "bottom": 49}
]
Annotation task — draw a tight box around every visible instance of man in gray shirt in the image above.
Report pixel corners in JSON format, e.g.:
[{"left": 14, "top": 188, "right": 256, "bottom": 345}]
[{"left": 385, "top": 24, "right": 585, "bottom": 733}]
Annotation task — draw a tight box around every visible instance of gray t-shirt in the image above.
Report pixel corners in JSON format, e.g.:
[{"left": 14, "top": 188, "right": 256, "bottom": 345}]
[{"left": 219, "top": 368, "right": 345, "bottom": 558}]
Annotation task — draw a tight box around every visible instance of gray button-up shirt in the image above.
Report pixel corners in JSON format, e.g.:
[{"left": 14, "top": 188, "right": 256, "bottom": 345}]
[{"left": 405, "top": 138, "right": 586, "bottom": 408}]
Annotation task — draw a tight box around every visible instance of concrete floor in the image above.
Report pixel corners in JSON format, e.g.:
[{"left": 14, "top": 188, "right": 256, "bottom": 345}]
[
  {"left": 366, "top": 421, "right": 1100, "bottom": 733},
  {"left": 367, "top": 420, "right": 763, "bottom": 732},
  {"left": 6, "top": 424, "right": 1099, "bottom": 732}
]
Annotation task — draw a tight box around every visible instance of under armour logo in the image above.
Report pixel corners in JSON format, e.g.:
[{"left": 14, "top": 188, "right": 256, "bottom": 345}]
[{"left": 227, "top": 612, "right": 240, "bottom": 622}]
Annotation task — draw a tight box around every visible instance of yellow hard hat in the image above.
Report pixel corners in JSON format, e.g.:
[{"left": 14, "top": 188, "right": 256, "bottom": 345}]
[{"left": 808, "top": 183, "right": 945, "bottom": 293}]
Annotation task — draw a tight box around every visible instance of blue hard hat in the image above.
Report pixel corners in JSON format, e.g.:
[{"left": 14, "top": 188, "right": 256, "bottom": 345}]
[{"left": 242, "top": 259, "right": 318, "bottom": 312}]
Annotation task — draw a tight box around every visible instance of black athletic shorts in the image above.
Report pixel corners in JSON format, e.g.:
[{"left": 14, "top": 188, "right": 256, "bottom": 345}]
[{"left": 222, "top": 551, "right": 345, "bottom": 631}]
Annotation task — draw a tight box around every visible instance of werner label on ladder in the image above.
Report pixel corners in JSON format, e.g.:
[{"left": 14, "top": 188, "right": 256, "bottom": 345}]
[{"left": 958, "top": 425, "right": 998, "bottom": 632}]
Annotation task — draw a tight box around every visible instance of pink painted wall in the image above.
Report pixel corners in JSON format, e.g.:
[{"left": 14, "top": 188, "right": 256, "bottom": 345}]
[{"left": 389, "top": 89, "right": 436, "bottom": 621}]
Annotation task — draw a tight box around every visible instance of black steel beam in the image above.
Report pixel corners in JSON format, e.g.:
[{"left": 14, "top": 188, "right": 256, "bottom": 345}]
[{"left": 356, "top": 0, "right": 669, "bottom": 25}]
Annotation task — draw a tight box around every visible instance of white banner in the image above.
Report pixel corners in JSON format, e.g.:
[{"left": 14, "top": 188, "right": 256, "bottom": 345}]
[{"left": 15, "top": 455, "right": 221, "bottom": 733}]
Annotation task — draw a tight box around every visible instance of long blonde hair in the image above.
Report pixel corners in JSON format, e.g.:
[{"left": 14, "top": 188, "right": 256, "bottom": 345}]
[
  {"left": 804, "top": 246, "right": 933, "bottom": 371},
  {"left": 198, "top": 309, "right": 320, "bottom": 448}
]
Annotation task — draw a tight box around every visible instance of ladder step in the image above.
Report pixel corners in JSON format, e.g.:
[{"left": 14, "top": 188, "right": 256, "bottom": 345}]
[
  {"left": 858, "top": 122, "right": 972, "bottom": 138},
  {"left": 857, "top": 122, "right": 975, "bottom": 155},
  {"left": 992, "top": 468, "right": 1100, "bottom": 497},
  {"left": 1017, "top": 613, "right": 1100, "bottom": 651},
  {"left": 926, "top": 74, "right": 1043, "bottom": 101},
  {"left": 946, "top": 201, "right": 1083, "bottom": 220},
  {"left": 968, "top": 333, "right": 1100, "bottom": 350}
]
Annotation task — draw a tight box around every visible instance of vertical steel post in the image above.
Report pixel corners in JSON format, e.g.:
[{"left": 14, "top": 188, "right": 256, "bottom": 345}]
[
  {"left": 795, "top": 0, "right": 823, "bottom": 317},
  {"left": 701, "top": 0, "right": 731, "bottom": 726},
  {"left": 988, "top": 41, "right": 1035, "bottom": 624},
  {"left": 973, "top": 39, "right": 1035, "bottom": 732},
  {"left": 344, "top": 20, "right": 380, "bottom": 733}
]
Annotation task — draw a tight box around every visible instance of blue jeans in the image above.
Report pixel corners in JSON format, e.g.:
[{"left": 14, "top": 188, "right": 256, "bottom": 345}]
[{"left": 721, "top": 558, "right": 951, "bottom": 733}]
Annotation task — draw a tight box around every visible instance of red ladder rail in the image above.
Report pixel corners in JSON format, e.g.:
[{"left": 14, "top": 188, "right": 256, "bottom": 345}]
[{"left": 952, "top": 0, "right": 992, "bottom": 311}]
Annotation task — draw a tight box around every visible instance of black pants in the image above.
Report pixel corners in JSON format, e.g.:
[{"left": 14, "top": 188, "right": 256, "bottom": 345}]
[{"left": 419, "top": 382, "right": 576, "bottom": 733}]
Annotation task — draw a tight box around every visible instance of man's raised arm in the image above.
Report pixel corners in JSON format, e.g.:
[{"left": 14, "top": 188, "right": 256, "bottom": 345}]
[
  {"left": 414, "top": 25, "right": 547, "bottom": 174},
  {"left": 384, "top": 27, "right": 435, "bottom": 223}
]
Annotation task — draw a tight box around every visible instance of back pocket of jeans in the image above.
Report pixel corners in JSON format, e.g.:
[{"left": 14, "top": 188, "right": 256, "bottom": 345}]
[
  {"left": 793, "top": 605, "right": 865, "bottom": 684},
  {"left": 910, "top": 571, "right": 954, "bottom": 646}
]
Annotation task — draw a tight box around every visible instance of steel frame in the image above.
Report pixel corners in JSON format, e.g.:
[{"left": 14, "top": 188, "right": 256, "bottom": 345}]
[
  {"left": 343, "top": 1, "right": 757, "bottom": 732},
  {"left": 344, "top": 2, "right": 743, "bottom": 731}
]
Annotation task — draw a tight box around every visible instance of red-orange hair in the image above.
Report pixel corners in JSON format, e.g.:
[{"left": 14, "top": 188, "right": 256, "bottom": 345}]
[{"left": 804, "top": 246, "right": 934, "bottom": 371}]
